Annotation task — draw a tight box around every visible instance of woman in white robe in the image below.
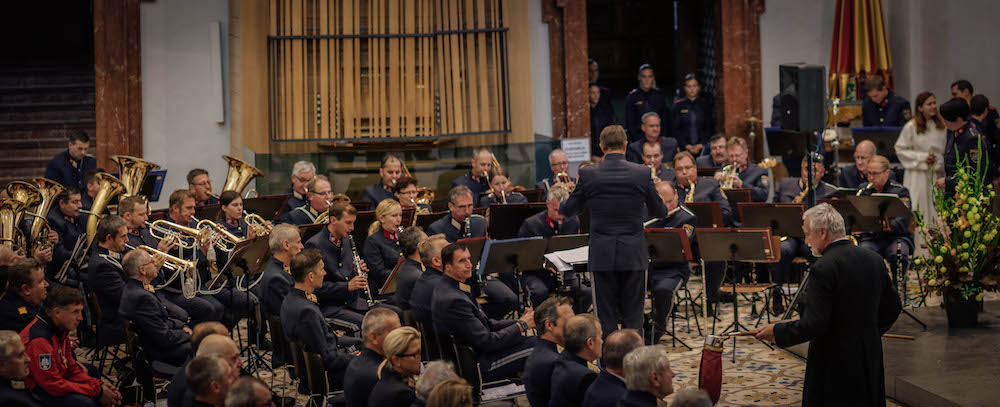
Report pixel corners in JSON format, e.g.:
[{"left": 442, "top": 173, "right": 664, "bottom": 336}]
[{"left": 894, "top": 91, "right": 947, "bottom": 257}]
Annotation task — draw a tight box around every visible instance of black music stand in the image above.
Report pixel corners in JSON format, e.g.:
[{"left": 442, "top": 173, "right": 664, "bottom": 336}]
[
  {"left": 697, "top": 167, "right": 720, "bottom": 177},
  {"left": 416, "top": 212, "right": 447, "bottom": 231},
  {"left": 379, "top": 257, "right": 406, "bottom": 296},
  {"left": 685, "top": 201, "right": 724, "bottom": 228},
  {"left": 520, "top": 188, "right": 545, "bottom": 202},
  {"left": 544, "top": 233, "right": 591, "bottom": 288},
  {"left": 195, "top": 204, "right": 222, "bottom": 222},
  {"left": 218, "top": 236, "right": 271, "bottom": 374},
  {"left": 401, "top": 208, "right": 416, "bottom": 228},
  {"left": 243, "top": 194, "right": 291, "bottom": 221},
  {"left": 351, "top": 201, "right": 372, "bottom": 212},
  {"left": 723, "top": 189, "right": 753, "bottom": 223},
  {"left": 821, "top": 199, "right": 881, "bottom": 236},
  {"left": 486, "top": 203, "right": 546, "bottom": 239},
  {"left": 645, "top": 228, "right": 694, "bottom": 349},
  {"left": 698, "top": 228, "right": 773, "bottom": 360},
  {"left": 738, "top": 203, "right": 805, "bottom": 239},
  {"left": 351, "top": 210, "right": 377, "bottom": 250},
  {"left": 298, "top": 224, "right": 326, "bottom": 247},
  {"left": 481, "top": 237, "right": 547, "bottom": 311}
]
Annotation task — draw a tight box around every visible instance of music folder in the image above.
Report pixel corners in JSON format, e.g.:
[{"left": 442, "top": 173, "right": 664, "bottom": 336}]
[
  {"left": 242, "top": 194, "right": 291, "bottom": 221},
  {"left": 481, "top": 237, "right": 547, "bottom": 276},
  {"left": 738, "top": 203, "right": 806, "bottom": 238},
  {"left": 645, "top": 228, "right": 693, "bottom": 263}
]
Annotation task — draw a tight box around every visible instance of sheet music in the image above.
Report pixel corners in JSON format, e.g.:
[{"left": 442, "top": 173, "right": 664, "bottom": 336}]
[
  {"left": 543, "top": 253, "right": 573, "bottom": 272},
  {"left": 544, "top": 245, "right": 590, "bottom": 272},
  {"left": 480, "top": 382, "right": 525, "bottom": 402}
]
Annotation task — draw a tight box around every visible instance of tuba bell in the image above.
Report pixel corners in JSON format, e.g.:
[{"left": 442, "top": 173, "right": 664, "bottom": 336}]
[
  {"left": 111, "top": 155, "right": 160, "bottom": 197},
  {"left": 400, "top": 159, "right": 436, "bottom": 205},
  {"left": 85, "top": 173, "right": 127, "bottom": 246},
  {"left": 221, "top": 155, "right": 264, "bottom": 196},
  {"left": 0, "top": 200, "right": 28, "bottom": 253},
  {"left": 27, "top": 178, "right": 64, "bottom": 250},
  {"left": 6, "top": 181, "right": 42, "bottom": 209}
]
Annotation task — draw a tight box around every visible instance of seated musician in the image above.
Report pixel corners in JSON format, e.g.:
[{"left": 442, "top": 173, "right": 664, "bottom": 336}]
[
  {"left": 344, "top": 308, "right": 401, "bottom": 407},
  {"left": 363, "top": 199, "right": 404, "bottom": 290},
  {"left": 119, "top": 249, "right": 192, "bottom": 366},
  {"left": 45, "top": 187, "right": 84, "bottom": 280},
  {"left": 523, "top": 297, "right": 574, "bottom": 407},
  {"left": 43, "top": 130, "right": 95, "bottom": 191},
  {"left": 771, "top": 154, "right": 837, "bottom": 314},
  {"left": 549, "top": 314, "right": 602, "bottom": 407},
  {"left": 123, "top": 194, "right": 222, "bottom": 324},
  {"left": 858, "top": 155, "right": 913, "bottom": 278},
  {"left": 80, "top": 169, "right": 102, "bottom": 212},
  {"left": 644, "top": 182, "right": 698, "bottom": 340},
  {"left": 217, "top": 191, "right": 253, "bottom": 240},
  {"left": 479, "top": 168, "right": 527, "bottom": 207},
  {"left": 280, "top": 249, "right": 357, "bottom": 391},
  {"left": 627, "top": 112, "right": 678, "bottom": 165},
  {"left": 408, "top": 234, "right": 449, "bottom": 323},
  {"left": 394, "top": 176, "right": 432, "bottom": 212},
  {"left": 714, "top": 137, "right": 769, "bottom": 202},
  {"left": 431, "top": 243, "right": 536, "bottom": 382},
  {"left": 840, "top": 140, "right": 878, "bottom": 189},
  {"left": 391, "top": 227, "right": 427, "bottom": 310},
  {"left": 517, "top": 186, "right": 591, "bottom": 311},
  {"left": 282, "top": 160, "right": 316, "bottom": 216},
  {"left": 0, "top": 260, "right": 47, "bottom": 333},
  {"left": 86, "top": 215, "right": 129, "bottom": 333},
  {"left": 451, "top": 147, "right": 494, "bottom": 208},
  {"left": 696, "top": 133, "right": 729, "bottom": 169},
  {"left": 641, "top": 142, "right": 677, "bottom": 183},
  {"left": 536, "top": 149, "right": 576, "bottom": 194},
  {"left": 187, "top": 169, "right": 219, "bottom": 207},
  {"left": 362, "top": 154, "right": 403, "bottom": 207},
  {"left": 255, "top": 223, "right": 302, "bottom": 319},
  {"left": 282, "top": 175, "right": 332, "bottom": 225},
  {"left": 426, "top": 186, "right": 486, "bottom": 242}
]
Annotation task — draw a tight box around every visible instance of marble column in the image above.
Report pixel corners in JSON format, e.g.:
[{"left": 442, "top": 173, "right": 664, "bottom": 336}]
[
  {"left": 93, "top": 0, "right": 143, "bottom": 169},
  {"left": 543, "top": 0, "right": 590, "bottom": 141},
  {"left": 718, "top": 0, "right": 765, "bottom": 160}
]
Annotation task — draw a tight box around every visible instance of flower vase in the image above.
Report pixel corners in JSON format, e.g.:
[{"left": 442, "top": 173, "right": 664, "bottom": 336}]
[{"left": 944, "top": 292, "right": 980, "bottom": 328}]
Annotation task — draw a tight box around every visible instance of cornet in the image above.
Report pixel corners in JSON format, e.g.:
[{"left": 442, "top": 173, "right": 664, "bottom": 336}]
[
  {"left": 147, "top": 219, "right": 210, "bottom": 250},
  {"left": 244, "top": 211, "right": 272, "bottom": 236}
]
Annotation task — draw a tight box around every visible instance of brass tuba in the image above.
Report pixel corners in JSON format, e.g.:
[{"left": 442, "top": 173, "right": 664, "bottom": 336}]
[
  {"left": 26, "top": 178, "right": 64, "bottom": 250},
  {"left": 221, "top": 155, "right": 264, "bottom": 196},
  {"left": 84, "top": 173, "right": 127, "bottom": 246},
  {"left": 400, "top": 160, "right": 436, "bottom": 205},
  {"left": 111, "top": 155, "right": 160, "bottom": 197},
  {"left": 6, "top": 182, "right": 42, "bottom": 252},
  {"left": 0, "top": 200, "right": 27, "bottom": 253}
]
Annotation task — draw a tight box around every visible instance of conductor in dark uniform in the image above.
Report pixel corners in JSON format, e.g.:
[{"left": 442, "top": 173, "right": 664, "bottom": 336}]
[
  {"left": 623, "top": 65, "right": 670, "bottom": 143},
  {"left": 643, "top": 182, "right": 698, "bottom": 340},
  {"left": 0, "top": 330, "right": 43, "bottom": 407},
  {"left": 517, "top": 186, "right": 590, "bottom": 311},
  {"left": 431, "top": 243, "right": 536, "bottom": 382},
  {"left": 626, "top": 112, "right": 678, "bottom": 165},
  {"left": 714, "top": 137, "right": 769, "bottom": 202},
  {"left": 861, "top": 76, "right": 911, "bottom": 127},
  {"left": 43, "top": 131, "right": 96, "bottom": 191},
  {"left": 938, "top": 97, "right": 991, "bottom": 196},
  {"left": 858, "top": 156, "right": 913, "bottom": 278},
  {"left": 119, "top": 249, "right": 192, "bottom": 366},
  {"left": 451, "top": 147, "right": 494, "bottom": 205},
  {"left": 560, "top": 125, "right": 666, "bottom": 336},
  {"left": 427, "top": 186, "right": 487, "bottom": 242},
  {"left": 756, "top": 203, "right": 902, "bottom": 406},
  {"left": 280, "top": 249, "right": 357, "bottom": 391},
  {"left": 671, "top": 74, "right": 715, "bottom": 156},
  {"left": 361, "top": 154, "right": 403, "bottom": 206}
]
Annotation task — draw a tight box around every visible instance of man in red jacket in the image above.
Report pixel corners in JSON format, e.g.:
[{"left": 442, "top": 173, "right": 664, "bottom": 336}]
[{"left": 20, "top": 287, "right": 121, "bottom": 406}]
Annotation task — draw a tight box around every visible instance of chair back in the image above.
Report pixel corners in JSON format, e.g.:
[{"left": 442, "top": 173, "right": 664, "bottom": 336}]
[
  {"left": 301, "top": 349, "right": 330, "bottom": 395},
  {"left": 414, "top": 319, "right": 441, "bottom": 360},
  {"left": 267, "top": 315, "right": 295, "bottom": 378},
  {"left": 436, "top": 331, "right": 483, "bottom": 404},
  {"left": 288, "top": 341, "right": 308, "bottom": 394}
]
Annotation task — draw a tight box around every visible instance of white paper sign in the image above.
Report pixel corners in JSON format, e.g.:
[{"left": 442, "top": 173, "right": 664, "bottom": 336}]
[{"left": 561, "top": 138, "right": 591, "bottom": 162}]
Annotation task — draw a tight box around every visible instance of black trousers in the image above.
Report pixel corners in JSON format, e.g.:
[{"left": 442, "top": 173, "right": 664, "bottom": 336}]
[{"left": 591, "top": 270, "right": 645, "bottom": 337}]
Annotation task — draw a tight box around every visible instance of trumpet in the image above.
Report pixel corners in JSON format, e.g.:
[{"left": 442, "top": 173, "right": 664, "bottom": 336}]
[
  {"left": 147, "top": 219, "right": 210, "bottom": 250},
  {"left": 127, "top": 243, "right": 198, "bottom": 298},
  {"left": 194, "top": 217, "right": 242, "bottom": 252},
  {"left": 718, "top": 164, "right": 739, "bottom": 188}
]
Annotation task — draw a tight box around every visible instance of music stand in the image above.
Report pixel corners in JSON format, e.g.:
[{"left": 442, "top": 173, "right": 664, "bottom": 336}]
[
  {"left": 481, "top": 237, "right": 547, "bottom": 310},
  {"left": 520, "top": 188, "right": 545, "bottom": 202},
  {"left": 351, "top": 210, "right": 377, "bottom": 251},
  {"left": 544, "top": 234, "right": 591, "bottom": 287},
  {"left": 698, "top": 228, "right": 774, "bottom": 360},
  {"left": 685, "top": 202, "right": 724, "bottom": 228},
  {"left": 697, "top": 167, "right": 720, "bottom": 177},
  {"left": 379, "top": 257, "right": 406, "bottom": 296},
  {"left": 243, "top": 194, "right": 291, "bottom": 221},
  {"left": 646, "top": 228, "right": 694, "bottom": 349},
  {"left": 298, "top": 223, "right": 326, "bottom": 246},
  {"left": 722, "top": 189, "right": 753, "bottom": 223},
  {"left": 217, "top": 235, "right": 271, "bottom": 373},
  {"left": 351, "top": 201, "right": 372, "bottom": 212},
  {"left": 195, "top": 204, "right": 222, "bottom": 222},
  {"left": 416, "top": 211, "right": 447, "bottom": 231},
  {"left": 738, "top": 203, "right": 806, "bottom": 238},
  {"left": 820, "top": 199, "right": 881, "bottom": 237},
  {"left": 401, "top": 208, "right": 416, "bottom": 228},
  {"left": 486, "top": 203, "right": 546, "bottom": 239}
]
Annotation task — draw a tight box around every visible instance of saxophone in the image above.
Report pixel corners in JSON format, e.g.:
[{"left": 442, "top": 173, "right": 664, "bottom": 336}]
[
  {"left": 793, "top": 179, "right": 810, "bottom": 204},
  {"left": 348, "top": 234, "right": 375, "bottom": 308},
  {"left": 685, "top": 179, "right": 696, "bottom": 203}
]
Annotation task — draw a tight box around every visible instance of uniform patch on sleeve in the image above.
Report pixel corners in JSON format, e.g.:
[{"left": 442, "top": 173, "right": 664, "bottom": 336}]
[
  {"left": 760, "top": 175, "right": 769, "bottom": 187},
  {"left": 38, "top": 354, "right": 51, "bottom": 371},
  {"left": 683, "top": 224, "right": 695, "bottom": 236},
  {"left": 17, "top": 306, "right": 27, "bottom": 315},
  {"left": 970, "top": 149, "right": 979, "bottom": 163},
  {"left": 902, "top": 108, "right": 912, "bottom": 121}
]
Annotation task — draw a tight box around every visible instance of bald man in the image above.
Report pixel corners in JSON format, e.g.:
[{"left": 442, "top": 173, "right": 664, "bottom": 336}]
[
  {"left": 840, "top": 140, "right": 877, "bottom": 189},
  {"left": 536, "top": 149, "right": 576, "bottom": 194}
]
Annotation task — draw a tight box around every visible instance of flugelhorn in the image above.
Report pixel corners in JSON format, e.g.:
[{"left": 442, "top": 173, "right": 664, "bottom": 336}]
[
  {"left": 244, "top": 211, "right": 272, "bottom": 236},
  {"left": 147, "top": 219, "right": 210, "bottom": 250},
  {"left": 85, "top": 173, "right": 127, "bottom": 246},
  {"left": 110, "top": 155, "right": 160, "bottom": 197}
]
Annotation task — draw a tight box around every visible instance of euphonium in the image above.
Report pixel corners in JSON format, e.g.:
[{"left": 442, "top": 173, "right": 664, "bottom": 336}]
[
  {"left": 221, "top": 155, "right": 264, "bottom": 196},
  {"left": 0, "top": 200, "right": 27, "bottom": 253},
  {"left": 27, "top": 178, "right": 64, "bottom": 246},
  {"left": 110, "top": 155, "right": 160, "bottom": 197},
  {"left": 85, "top": 173, "right": 127, "bottom": 246}
]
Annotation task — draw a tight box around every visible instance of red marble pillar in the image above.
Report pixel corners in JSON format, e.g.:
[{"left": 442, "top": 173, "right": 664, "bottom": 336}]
[
  {"left": 543, "top": 0, "right": 590, "bottom": 140},
  {"left": 718, "top": 0, "right": 765, "bottom": 160},
  {"left": 93, "top": 0, "right": 142, "bottom": 169}
]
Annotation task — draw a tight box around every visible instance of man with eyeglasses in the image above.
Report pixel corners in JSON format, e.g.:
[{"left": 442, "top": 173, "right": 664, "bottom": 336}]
[
  {"left": 281, "top": 161, "right": 316, "bottom": 217},
  {"left": 857, "top": 155, "right": 913, "bottom": 279},
  {"left": 536, "top": 149, "right": 576, "bottom": 194},
  {"left": 187, "top": 169, "right": 219, "bottom": 207},
  {"left": 118, "top": 249, "right": 192, "bottom": 366},
  {"left": 393, "top": 177, "right": 432, "bottom": 212},
  {"left": 282, "top": 175, "right": 333, "bottom": 225},
  {"left": 839, "top": 140, "right": 894, "bottom": 189}
]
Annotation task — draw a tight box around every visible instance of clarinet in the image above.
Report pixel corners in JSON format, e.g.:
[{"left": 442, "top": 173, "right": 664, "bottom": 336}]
[
  {"left": 348, "top": 234, "right": 375, "bottom": 308},
  {"left": 465, "top": 216, "right": 488, "bottom": 298}
]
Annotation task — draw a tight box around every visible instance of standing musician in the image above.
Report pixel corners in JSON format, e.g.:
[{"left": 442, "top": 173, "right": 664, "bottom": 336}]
[
  {"left": 672, "top": 74, "right": 716, "bottom": 157},
  {"left": 187, "top": 169, "right": 219, "bottom": 207},
  {"left": 43, "top": 131, "right": 96, "bottom": 192},
  {"left": 696, "top": 134, "right": 730, "bottom": 169},
  {"left": 282, "top": 161, "right": 316, "bottom": 217},
  {"left": 643, "top": 182, "right": 698, "bottom": 341},
  {"left": 641, "top": 142, "right": 677, "bottom": 183},
  {"left": 362, "top": 199, "right": 404, "bottom": 290},
  {"left": 756, "top": 203, "right": 902, "bottom": 406},
  {"left": 393, "top": 176, "right": 432, "bottom": 212},
  {"left": 451, "top": 147, "right": 494, "bottom": 207},
  {"left": 517, "top": 186, "right": 591, "bottom": 312},
  {"left": 282, "top": 175, "right": 333, "bottom": 225},
  {"left": 536, "top": 149, "right": 576, "bottom": 194},
  {"left": 362, "top": 154, "right": 403, "bottom": 207},
  {"left": 626, "top": 112, "right": 678, "bottom": 165},
  {"left": 391, "top": 226, "right": 427, "bottom": 310},
  {"left": 479, "top": 168, "right": 527, "bottom": 207},
  {"left": 715, "top": 137, "right": 769, "bottom": 202},
  {"left": 45, "top": 187, "right": 84, "bottom": 281},
  {"left": 857, "top": 155, "right": 913, "bottom": 279},
  {"left": 560, "top": 125, "right": 666, "bottom": 336}
]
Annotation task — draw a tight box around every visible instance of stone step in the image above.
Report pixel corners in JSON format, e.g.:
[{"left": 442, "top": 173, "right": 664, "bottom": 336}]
[
  {"left": 0, "top": 71, "right": 95, "bottom": 87},
  {"left": 0, "top": 119, "right": 97, "bottom": 130},
  {"left": 0, "top": 101, "right": 95, "bottom": 110},
  {"left": 0, "top": 108, "right": 95, "bottom": 122},
  {"left": 1, "top": 127, "right": 96, "bottom": 140},
  {"left": 0, "top": 156, "right": 51, "bottom": 169},
  {"left": 0, "top": 90, "right": 94, "bottom": 105}
]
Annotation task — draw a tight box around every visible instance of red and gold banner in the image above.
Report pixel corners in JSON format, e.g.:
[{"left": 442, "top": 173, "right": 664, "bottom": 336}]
[{"left": 829, "top": 0, "right": 893, "bottom": 101}]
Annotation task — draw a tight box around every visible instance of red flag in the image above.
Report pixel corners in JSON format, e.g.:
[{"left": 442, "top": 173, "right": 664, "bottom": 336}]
[{"left": 698, "top": 334, "right": 725, "bottom": 404}]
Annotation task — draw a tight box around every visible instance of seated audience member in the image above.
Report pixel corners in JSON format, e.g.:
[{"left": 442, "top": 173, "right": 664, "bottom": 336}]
[
  {"left": 523, "top": 297, "right": 574, "bottom": 407},
  {"left": 390, "top": 227, "right": 426, "bottom": 309},
  {"left": 368, "top": 327, "right": 421, "bottom": 407},
  {"left": 167, "top": 326, "right": 236, "bottom": 407},
  {"left": 616, "top": 346, "right": 675, "bottom": 407},
  {"left": 22, "top": 287, "right": 122, "bottom": 407},
  {"left": 582, "top": 329, "right": 644, "bottom": 407},
  {"left": 426, "top": 379, "right": 474, "bottom": 407},
  {"left": 668, "top": 389, "right": 713, "bottom": 407},
  {"left": 0, "top": 260, "right": 48, "bottom": 333},
  {"left": 186, "top": 353, "right": 237, "bottom": 407},
  {"left": 223, "top": 377, "right": 272, "bottom": 407},
  {"left": 550, "top": 315, "right": 602, "bottom": 407},
  {"left": 344, "top": 308, "right": 401, "bottom": 407},
  {"left": 362, "top": 155, "right": 404, "bottom": 207},
  {"left": 363, "top": 199, "right": 405, "bottom": 289},
  {"left": 118, "top": 249, "right": 192, "bottom": 366},
  {"left": 280, "top": 249, "right": 356, "bottom": 391},
  {"left": 0, "top": 330, "right": 42, "bottom": 406},
  {"left": 412, "top": 361, "right": 458, "bottom": 407},
  {"left": 861, "top": 75, "right": 911, "bottom": 127},
  {"left": 479, "top": 168, "right": 528, "bottom": 207},
  {"left": 431, "top": 243, "right": 536, "bottom": 382}
]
